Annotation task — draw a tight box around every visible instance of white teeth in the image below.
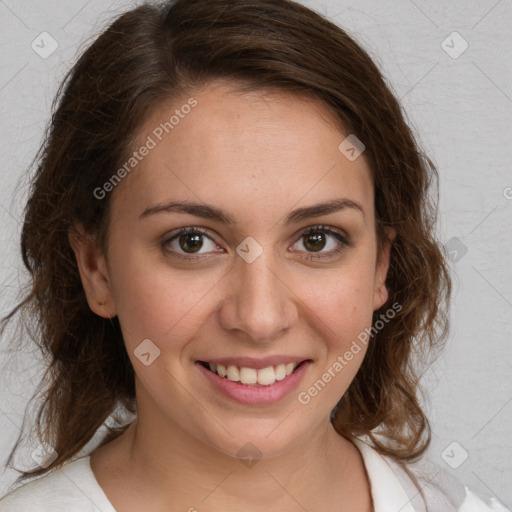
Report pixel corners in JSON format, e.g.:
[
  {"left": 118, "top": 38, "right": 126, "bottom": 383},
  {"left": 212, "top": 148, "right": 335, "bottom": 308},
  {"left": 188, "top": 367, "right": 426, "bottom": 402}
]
[
  {"left": 207, "top": 361, "right": 302, "bottom": 386},
  {"left": 257, "top": 366, "right": 276, "bottom": 386},
  {"left": 285, "top": 362, "right": 296, "bottom": 375},
  {"left": 226, "top": 365, "right": 240, "bottom": 382},
  {"left": 274, "top": 364, "right": 287, "bottom": 381},
  {"left": 217, "top": 364, "right": 227, "bottom": 377},
  {"left": 240, "top": 367, "right": 258, "bottom": 384}
]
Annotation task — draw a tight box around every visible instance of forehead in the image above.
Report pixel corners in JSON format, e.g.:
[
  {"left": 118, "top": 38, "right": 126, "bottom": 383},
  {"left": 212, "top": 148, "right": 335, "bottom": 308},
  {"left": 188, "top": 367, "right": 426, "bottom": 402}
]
[{"left": 110, "top": 82, "right": 374, "bottom": 225}]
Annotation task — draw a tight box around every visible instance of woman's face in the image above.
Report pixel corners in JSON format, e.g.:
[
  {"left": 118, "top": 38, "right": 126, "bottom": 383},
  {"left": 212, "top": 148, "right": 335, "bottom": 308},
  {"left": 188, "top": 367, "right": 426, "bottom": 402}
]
[{"left": 79, "top": 81, "right": 392, "bottom": 459}]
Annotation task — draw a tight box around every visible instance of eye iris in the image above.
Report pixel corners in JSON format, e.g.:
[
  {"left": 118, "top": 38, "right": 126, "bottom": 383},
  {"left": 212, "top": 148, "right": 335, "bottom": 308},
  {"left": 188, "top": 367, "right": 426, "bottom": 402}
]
[
  {"left": 179, "top": 233, "right": 203, "bottom": 253},
  {"left": 304, "top": 232, "right": 325, "bottom": 252}
]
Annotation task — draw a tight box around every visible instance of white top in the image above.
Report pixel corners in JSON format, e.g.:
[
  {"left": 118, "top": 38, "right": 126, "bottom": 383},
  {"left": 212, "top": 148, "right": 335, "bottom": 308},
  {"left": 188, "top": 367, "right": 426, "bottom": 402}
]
[{"left": 0, "top": 439, "right": 509, "bottom": 512}]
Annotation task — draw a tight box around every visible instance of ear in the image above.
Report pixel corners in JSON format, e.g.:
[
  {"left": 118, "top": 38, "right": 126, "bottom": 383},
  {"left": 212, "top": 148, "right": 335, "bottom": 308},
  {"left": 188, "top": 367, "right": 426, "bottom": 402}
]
[
  {"left": 372, "top": 227, "right": 396, "bottom": 311},
  {"left": 68, "top": 225, "right": 116, "bottom": 319}
]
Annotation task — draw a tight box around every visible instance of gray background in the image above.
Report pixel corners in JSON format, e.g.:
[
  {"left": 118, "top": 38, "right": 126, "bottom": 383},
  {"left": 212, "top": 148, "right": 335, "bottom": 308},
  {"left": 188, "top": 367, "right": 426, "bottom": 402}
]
[{"left": 0, "top": 0, "right": 511, "bottom": 506}]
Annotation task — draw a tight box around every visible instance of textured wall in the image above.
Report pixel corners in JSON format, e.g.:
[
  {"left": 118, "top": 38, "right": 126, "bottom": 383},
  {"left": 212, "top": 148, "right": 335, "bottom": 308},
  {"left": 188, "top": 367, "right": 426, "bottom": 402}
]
[{"left": 0, "top": 0, "right": 510, "bottom": 506}]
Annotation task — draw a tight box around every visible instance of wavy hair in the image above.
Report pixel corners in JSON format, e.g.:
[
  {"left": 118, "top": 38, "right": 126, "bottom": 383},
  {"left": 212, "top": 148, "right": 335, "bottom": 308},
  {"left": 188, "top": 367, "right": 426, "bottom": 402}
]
[{"left": 1, "top": 0, "right": 451, "bottom": 486}]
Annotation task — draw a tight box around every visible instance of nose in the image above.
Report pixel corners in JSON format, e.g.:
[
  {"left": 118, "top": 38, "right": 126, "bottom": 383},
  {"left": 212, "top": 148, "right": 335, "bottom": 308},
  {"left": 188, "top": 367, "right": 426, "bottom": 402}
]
[{"left": 218, "top": 250, "right": 297, "bottom": 343}]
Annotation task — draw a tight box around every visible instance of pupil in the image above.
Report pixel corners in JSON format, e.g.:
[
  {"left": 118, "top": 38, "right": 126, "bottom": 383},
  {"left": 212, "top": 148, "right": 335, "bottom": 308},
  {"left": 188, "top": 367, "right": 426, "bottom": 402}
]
[
  {"left": 179, "top": 233, "right": 203, "bottom": 253},
  {"left": 304, "top": 232, "right": 325, "bottom": 252}
]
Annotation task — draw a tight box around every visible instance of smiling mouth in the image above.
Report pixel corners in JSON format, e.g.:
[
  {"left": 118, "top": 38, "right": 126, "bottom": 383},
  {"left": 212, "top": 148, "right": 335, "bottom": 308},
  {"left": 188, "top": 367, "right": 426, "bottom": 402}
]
[{"left": 197, "top": 360, "right": 310, "bottom": 387}]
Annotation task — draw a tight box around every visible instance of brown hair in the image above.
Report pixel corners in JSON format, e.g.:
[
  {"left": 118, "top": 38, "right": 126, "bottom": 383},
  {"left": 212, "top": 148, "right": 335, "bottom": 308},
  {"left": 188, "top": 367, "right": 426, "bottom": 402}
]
[{"left": 1, "top": 0, "right": 451, "bottom": 486}]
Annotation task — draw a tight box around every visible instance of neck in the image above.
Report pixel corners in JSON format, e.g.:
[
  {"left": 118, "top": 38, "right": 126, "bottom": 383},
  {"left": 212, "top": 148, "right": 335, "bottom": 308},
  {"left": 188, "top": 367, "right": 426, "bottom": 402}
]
[{"left": 112, "top": 413, "right": 370, "bottom": 511}]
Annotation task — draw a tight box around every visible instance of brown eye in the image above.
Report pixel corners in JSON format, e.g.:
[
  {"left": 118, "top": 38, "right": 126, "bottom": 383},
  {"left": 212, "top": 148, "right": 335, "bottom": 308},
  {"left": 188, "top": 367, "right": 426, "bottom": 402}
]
[
  {"left": 177, "top": 232, "right": 204, "bottom": 253},
  {"left": 292, "top": 225, "right": 351, "bottom": 261},
  {"left": 303, "top": 232, "right": 327, "bottom": 252},
  {"left": 162, "top": 227, "right": 221, "bottom": 260}
]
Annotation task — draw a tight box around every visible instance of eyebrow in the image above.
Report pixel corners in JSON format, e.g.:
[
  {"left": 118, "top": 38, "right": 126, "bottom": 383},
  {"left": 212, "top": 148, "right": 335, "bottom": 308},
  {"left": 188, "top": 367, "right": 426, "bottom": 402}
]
[{"left": 138, "top": 197, "right": 365, "bottom": 225}]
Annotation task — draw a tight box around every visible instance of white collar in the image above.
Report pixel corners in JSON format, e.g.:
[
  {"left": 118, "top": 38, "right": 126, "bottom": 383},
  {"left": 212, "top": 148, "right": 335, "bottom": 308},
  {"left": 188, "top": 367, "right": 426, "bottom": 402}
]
[{"left": 353, "top": 438, "right": 418, "bottom": 512}]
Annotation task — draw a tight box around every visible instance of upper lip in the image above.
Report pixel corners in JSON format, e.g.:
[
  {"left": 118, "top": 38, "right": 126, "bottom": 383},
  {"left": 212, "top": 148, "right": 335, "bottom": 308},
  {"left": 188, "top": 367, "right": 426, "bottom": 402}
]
[{"left": 197, "top": 356, "right": 311, "bottom": 370}]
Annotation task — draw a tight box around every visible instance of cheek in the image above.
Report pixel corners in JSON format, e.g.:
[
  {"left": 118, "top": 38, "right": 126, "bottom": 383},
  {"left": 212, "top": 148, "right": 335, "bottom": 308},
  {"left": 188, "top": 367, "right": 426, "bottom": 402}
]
[
  {"left": 293, "top": 254, "right": 377, "bottom": 391},
  {"left": 107, "top": 248, "right": 222, "bottom": 351},
  {"left": 295, "top": 272, "right": 375, "bottom": 407},
  {"left": 301, "top": 258, "right": 377, "bottom": 335},
  {"left": 108, "top": 230, "right": 378, "bottom": 357}
]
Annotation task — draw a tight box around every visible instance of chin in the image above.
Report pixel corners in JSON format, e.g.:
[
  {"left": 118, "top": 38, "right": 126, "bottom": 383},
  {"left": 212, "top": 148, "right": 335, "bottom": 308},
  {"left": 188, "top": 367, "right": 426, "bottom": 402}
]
[{"left": 194, "top": 419, "right": 311, "bottom": 462}]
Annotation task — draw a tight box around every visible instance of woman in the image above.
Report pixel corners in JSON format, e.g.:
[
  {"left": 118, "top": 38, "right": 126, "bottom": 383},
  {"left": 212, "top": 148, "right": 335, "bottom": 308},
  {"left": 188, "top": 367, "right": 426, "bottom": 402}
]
[{"left": 0, "top": 0, "right": 507, "bottom": 510}]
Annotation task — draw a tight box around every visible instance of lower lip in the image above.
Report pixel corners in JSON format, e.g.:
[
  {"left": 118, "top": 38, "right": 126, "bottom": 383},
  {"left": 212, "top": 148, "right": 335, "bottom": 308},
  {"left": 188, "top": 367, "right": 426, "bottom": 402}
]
[{"left": 195, "top": 361, "right": 311, "bottom": 405}]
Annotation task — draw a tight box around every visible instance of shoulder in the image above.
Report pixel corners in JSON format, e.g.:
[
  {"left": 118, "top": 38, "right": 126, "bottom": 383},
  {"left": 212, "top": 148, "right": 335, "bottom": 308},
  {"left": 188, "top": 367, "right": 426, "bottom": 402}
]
[
  {"left": 0, "top": 456, "right": 115, "bottom": 512},
  {"left": 353, "top": 438, "right": 510, "bottom": 512}
]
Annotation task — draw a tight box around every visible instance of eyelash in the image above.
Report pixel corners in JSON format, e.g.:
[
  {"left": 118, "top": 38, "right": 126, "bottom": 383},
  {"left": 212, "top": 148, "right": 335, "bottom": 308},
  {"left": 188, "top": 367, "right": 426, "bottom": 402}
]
[{"left": 161, "top": 224, "right": 351, "bottom": 262}]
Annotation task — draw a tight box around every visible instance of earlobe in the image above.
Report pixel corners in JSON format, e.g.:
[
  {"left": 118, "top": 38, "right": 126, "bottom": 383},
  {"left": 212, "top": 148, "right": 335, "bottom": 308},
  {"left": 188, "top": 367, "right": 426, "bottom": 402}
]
[
  {"left": 68, "top": 226, "right": 116, "bottom": 319},
  {"left": 372, "top": 227, "right": 396, "bottom": 311}
]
